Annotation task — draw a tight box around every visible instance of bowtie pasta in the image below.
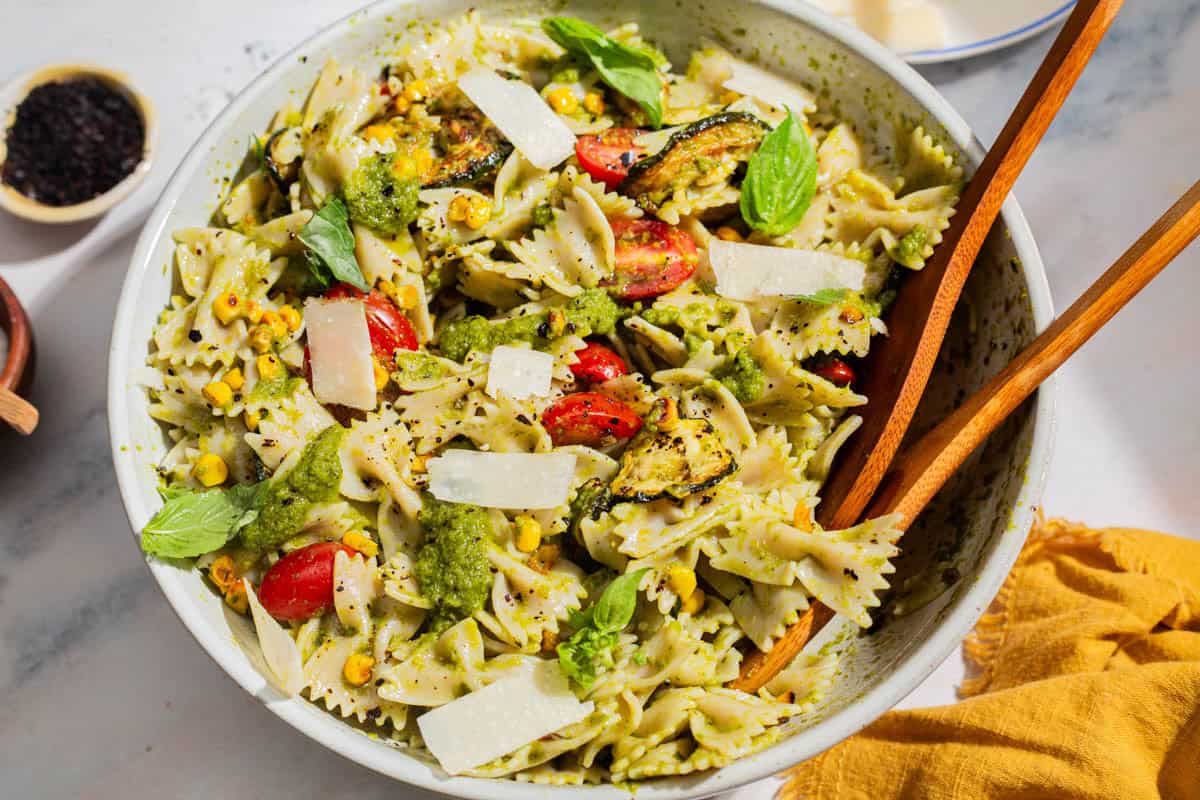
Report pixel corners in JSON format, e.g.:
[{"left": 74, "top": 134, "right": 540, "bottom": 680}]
[{"left": 139, "top": 10, "right": 961, "bottom": 785}]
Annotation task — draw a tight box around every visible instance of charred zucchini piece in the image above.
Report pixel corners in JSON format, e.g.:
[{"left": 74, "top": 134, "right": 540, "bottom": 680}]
[
  {"left": 610, "top": 399, "right": 737, "bottom": 503},
  {"left": 423, "top": 96, "right": 513, "bottom": 188},
  {"left": 264, "top": 126, "right": 304, "bottom": 193},
  {"left": 568, "top": 477, "right": 614, "bottom": 541},
  {"left": 618, "top": 112, "right": 768, "bottom": 213}
]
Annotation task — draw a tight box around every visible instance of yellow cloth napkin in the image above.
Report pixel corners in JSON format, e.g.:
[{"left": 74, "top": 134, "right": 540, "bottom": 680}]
[{"left": 779, "top": 518, "right": 1200, "bottom": 800}]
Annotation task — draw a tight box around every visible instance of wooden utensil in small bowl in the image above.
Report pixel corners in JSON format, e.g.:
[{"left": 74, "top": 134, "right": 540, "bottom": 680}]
[{"left": 0, "top": 274, "right": 38, "bottom": 434}]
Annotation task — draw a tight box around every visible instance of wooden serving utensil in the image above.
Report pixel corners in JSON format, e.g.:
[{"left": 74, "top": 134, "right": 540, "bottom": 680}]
[
  {"left": 728, "top": 0, "right": 1125, "bottom": 693},
  {"left": 0, "top": 273, "right": 38, "bottom": 435},
  {"left": 730, "top": 179, "right": 1200, "bottom": 692}
]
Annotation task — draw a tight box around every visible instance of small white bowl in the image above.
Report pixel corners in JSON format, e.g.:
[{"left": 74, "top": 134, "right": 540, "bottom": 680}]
[
  {"left": 108, "top": 2, "right": 1056, "bottom": 797},
  {"left": 0, "top": 64, "right": 157, "bottom": 224}
]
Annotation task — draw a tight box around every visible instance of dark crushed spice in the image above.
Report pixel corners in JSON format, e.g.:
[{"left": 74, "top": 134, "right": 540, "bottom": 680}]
[{"left": 2, "top": 77, "right": 145, "bottom": 206}]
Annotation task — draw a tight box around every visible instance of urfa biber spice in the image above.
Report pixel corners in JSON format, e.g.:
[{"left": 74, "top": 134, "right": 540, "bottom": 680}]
[{"left": 2, "top": 77, "right": 145, "bottom": 207}]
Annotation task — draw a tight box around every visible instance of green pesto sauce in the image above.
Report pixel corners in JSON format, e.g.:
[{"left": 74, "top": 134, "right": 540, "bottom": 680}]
[
  {"left": 393, "top": 351, "right": 454, "bottom": 383},
  {"left": 240, "top": 426, "right": 345, "bottom": 552},
  {"left": 247, "top": 375, "right": 302, "bottom": 403},
  {"left": 414, "top": 497, "right": 493, "bottom": 634},
  {"left": 712, "top": 348, "right": 766, "bottom": 403},
  {"left": 343, "top": 153, "right": 420, "bottom": 235},
  {"left": 895, "top": 225, "right": 929, "bottom": 268},
  {"left": 438, "top": 288, "right": 621, "bottom": 362},
  {"left": 531, "top": 202, "right": 554, "bottom": 228}
]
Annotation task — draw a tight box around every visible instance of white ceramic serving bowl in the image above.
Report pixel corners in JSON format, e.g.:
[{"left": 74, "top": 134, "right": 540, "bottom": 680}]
[{"left": 107, "top": 2, "right": 1055, "bottom": 797}]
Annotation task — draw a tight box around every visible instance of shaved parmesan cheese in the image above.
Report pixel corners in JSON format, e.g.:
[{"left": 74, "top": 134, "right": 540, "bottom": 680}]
[
  {"left": 486, "top": 345, "right": 554, "bottom": 399},
  {"left": 304, "top": 298, "right": 377, "bottom": 410},
  {"left": 457, "top": 68, "right": 576, "bottom": 170},
  {"left": 708, "top": 239, "right": 866, "bottom": 301},
  {"left": 427, "top": 450, "right": 576, "bottom": 509},
  {"left": 243, "top": 579, "right": 305, "bottom": 695},
  {"left": 418, "top": 660, "right": 594, "bottom": 775},
  {"left": 723, "top": 58, "right": 816, "bottom": 115}
]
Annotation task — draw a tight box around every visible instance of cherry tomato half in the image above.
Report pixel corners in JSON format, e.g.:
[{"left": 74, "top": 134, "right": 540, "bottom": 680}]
[
  {"left": 257, "top": 541, "right": 359, "bottom": 621},
  {"left": 575, "top": 128, "right": 647, "bottom": 190},
  {"left": 605, "top": 218, "right": 700, "bottom": 301},
  {"left": 325, "top": 283, "right": 418, "bottom": 366},
  {"left": 541, "top": 392, "right": 643, "bottom": 447},
  {"left": 809, "top": 357, "right": 856, "bottom": 387},
  {"left": 571, "top": 342, "right": 629, "bottom": 384}
]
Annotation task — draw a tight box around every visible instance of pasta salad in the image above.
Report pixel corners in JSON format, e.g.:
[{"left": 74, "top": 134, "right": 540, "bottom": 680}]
[{"left": 138, "top": 11, "right": 961, "bottom": 785}]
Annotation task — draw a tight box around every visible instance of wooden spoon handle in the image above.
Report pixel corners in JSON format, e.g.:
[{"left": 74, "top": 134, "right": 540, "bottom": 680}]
[
  {"left": 868, "top": 179, "right": 1200, "bottom": 523},
  {"left": 817, "top": 0, "right": 1125, "bottom": 532},
  {"left": 0, "top": 386, "right": 38, "bottom": 435}
]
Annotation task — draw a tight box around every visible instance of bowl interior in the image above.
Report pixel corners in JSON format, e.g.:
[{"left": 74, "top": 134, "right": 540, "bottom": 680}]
[
  {"left": 0, "top": 64, "right": 157, "bottom": 223},
  {"left": 108, "top": 1, "right": 1052, "bottom": 797}
]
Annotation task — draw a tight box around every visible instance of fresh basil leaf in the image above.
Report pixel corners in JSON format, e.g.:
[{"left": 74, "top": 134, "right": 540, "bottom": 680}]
[
  {"left": 590, "top": 567, "right": 649, "bottom": 633},
  {"left": 542, "top": 16, "right": 663, "bottom": 128},
  {"left": 739, "top": 108, "right": 818, "bottom": 236},
  {"left": 796, "top": 288, "right": 849, "bottom": 306},
  {"left": 298, "top": 196, "right": 369, "bottom": 291},
  {"left": 140, "top": 483, "right": 263, "bottom": 559}
]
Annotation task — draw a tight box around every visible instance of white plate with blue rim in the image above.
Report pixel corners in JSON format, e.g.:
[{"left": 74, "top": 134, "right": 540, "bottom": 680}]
[{"left": 905, "top": 0, "right": 1077, "bottom": 64}]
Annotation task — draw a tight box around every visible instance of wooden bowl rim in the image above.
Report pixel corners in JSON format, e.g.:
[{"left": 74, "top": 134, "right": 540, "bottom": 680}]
[{"left": 0, "top": 274, "right": 32, "bottom": 393}]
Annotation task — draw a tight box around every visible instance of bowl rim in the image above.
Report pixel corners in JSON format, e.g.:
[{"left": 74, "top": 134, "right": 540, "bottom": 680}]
[
  {"left": 0, "top": 63, "right": 158, "bottom": 224},
  {"left": 106, "top": 2, "right": 1056, "bottom": 797}
]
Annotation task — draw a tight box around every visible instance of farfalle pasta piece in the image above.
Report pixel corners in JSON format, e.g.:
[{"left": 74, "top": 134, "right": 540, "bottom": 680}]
[{"left": 742, "top": 332, "right": 867, "bottom": 425}]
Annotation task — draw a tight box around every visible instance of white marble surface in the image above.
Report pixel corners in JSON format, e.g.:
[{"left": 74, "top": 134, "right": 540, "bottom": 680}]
[{"left": 2, "top": 1, "right": 1199, "bottom": 797}]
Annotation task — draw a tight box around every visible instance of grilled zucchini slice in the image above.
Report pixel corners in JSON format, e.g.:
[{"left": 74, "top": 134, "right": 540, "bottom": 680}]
[
  {"left": 611, "top": 399, "right": 737, "bottom": 502},
  {"left": 423, "top": 94, "right": 513, "bottom": 188},
  {"left": 264, "top": 126, "right": 304, "bottom": 193},
  {"left": 618, "top": 112, "right": 768, "bottom": 213}
]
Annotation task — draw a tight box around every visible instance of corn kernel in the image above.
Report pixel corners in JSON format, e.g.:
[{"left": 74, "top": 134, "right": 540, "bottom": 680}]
[
  {"left": 583, "top": 91, "right": 605, "bottom": 116},
  {"left": 244, "top": 409, "right": 261, "bottom": 432},
  {"left": 681, "top": 587, "right": 706, "bottom": 615},
  {"left": 343, "top": 653, "right": 376, "bottom": 686},
  {"left": 209, "top": 555, "right": 239, "bottom": 594},
  {"left": 193, "top": 453, "right": 229, "bottom": 487},
  {"left": 792, "top": 502, "right": 813, "bottom": 531},
  {"left": 363, "top": 124, "right": 394, "bottom": 144},
  {"left": 547, "top": 308, "right": 567, "bottom": 337},
  {"left": 541, "top": 629, "right": 559, "bottom": 653},
  {"left": 392, "top": 94, "right": 411, "bottom": 115},
  {"left": 514, "top": 515, "right": 542, "bottom": 553},
  {"left": 715, "top": 226, "right": 743, "bottom": 242},
  {"left": 403, "top": 79, "right": 429, "bottom": 103},
  {"left": 202, "top": 380, "right": 234, "bottom": 407},
  {"left": 413, "top": 147, "right": 434, "bottom": 176},
  {"left": 447, "top": 194, "right": 471, "bottom": 223},
  {"left": 464, "top": 196, "right": 492, "bottom": 230},
  {"left": 223, "top": 368, "right": 245, "bottom": 391},
  {"left": 342, "top": 531, "right": 380, "bottom": 559},
  {"left": 395, "top": 284, "right": 419, "bottom": 309},
  {"left": 411, "top": 454, "right": 428, "bottom": 474},
  {"left": 373, "top": 359, "right": 389, "bottom": 391},
  {"left": 223, "top": 581, "right": 249, "bottom": 614},
  {"left": 248, "top": 324, "right": 274, "bottom": 353},
  {"left": 547, "top": 87, "right": 579, "bottom": 114},
  {"left": 391, "top": 156, "right": 418, "bottom": 179},
  {"left": 261, "top": 310, "right": 288, "bottom": 339},
  {"left": 245, "top": 300, "right": 264, "bottom": 324},
  {"left": 212, "top": 291, "right": 242, "bottom": 325},
  {"left": 719, "top": 89, "right": 740, "bottom": 105},
  {"left": 279, "top": 305, "right": 302, "bottom": 332},
  {"left": 666, "top": 565, "right": 697, "bottom": 601},
  {"left": 653, "top": 396, "right": 681, "bottom": 432},
  {"left": 840, "top": 305, "right": 864, "bottom": 324},
  {"left": 257, "top": 353, "right": 284, "bottom": 381}
]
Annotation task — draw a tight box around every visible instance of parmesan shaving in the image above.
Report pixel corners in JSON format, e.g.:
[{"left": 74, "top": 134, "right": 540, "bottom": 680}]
[
  {"left": 486, "top": 345, "right": 554, "bottom": 399},
  {"left": 708, "top": 239, "right": 866, "bottom": 300},
  {"left": 427, "top": 450, "right": 576, "bottom": 509},
  {"left": 457, "top": 68, "right": 576, "bottom": 170},
  {"left": 243, "top": 579, "right": 305, "bottom": 696},
  {"left": 303, "top": 298, "right": 377, "bottom": 410}
]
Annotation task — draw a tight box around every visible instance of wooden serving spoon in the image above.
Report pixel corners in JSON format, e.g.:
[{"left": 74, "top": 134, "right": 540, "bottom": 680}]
[
  {"left": 728, "top": 0, "right": 1125, "bottom": 692},
  {"left": 0, "top": 273, "right": 38, "bottom": 435},
  {"left": 730, "top": 179, "right": 1200, "bottom": 692}
]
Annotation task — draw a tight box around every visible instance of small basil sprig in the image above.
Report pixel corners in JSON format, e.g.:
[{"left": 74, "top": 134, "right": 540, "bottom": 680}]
[
  {"left": 740, "top": 108, "right": 818, "bottom": 236},
  {"left": 298, "top": 196, "right": 370, "bottom": 291},
  {"left": 541, "top": 16, "right": 664, "bottom": 128},
  {"left": 557, "top": 568, "right": 649, "bottom": 689},
  {"left": 141, "top": 483, "right": 264, "bottom": 559}
]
